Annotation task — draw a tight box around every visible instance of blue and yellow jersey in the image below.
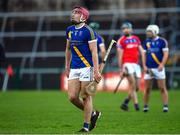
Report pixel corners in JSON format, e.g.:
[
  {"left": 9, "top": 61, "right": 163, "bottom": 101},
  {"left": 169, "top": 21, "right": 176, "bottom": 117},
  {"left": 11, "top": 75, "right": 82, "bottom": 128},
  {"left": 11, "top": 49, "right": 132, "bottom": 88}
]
[
  {"left": 143, "top": 36, "right": 169, "bottom": 68},
  {"left": 96, "top": 33, "right": 105, "bottom": 63},
  {"left": 66, "top": 24, "right": 97, "bottom": 69}
]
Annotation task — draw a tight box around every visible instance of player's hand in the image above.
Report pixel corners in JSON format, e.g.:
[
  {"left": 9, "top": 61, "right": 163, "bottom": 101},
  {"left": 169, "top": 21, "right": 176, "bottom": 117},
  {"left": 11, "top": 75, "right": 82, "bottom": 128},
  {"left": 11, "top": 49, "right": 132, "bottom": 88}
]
[
  {"left": 119, "top": 71, "right": 124, "bottom": 78},
  {"left": 119, "top": 67, "right": 126, "bottom": 77},
  {"left": 143, "top": 65, "right": 148, "bottom": 73},
  {"left": 158, "top": 63, "right": 164, "bottom": 71},
  {"left": 65, "top": 67, "right": 70, "bottom": 78},
  {"left": 94, "top": 70, "right": 102, "bottom": 83}
]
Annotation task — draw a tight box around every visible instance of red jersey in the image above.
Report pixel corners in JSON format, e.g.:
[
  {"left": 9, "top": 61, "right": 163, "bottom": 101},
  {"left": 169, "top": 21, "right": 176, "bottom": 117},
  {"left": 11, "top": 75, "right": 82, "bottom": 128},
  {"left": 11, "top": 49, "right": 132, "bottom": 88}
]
[{"left": 117, "top": 35, "right": 141, "bottom": 64}]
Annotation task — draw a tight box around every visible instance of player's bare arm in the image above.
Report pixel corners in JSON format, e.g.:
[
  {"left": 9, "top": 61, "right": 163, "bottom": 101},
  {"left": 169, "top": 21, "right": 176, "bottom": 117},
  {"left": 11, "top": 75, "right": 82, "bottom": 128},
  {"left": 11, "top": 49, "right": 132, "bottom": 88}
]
[
  {"left": 139, "top": 45, "right": 147, "bottom": 72},
  {"left": 89, "top": 40, "right": 102, "bottom": 83},
  {"left": 117, "top": 47, "right": 124, "bottom": 77},
  {"left": 158, "top": 50, "right": 169, "bottom": 71},
  {"left": 65, "top": 39, "right": 71, "bottom": 77}
]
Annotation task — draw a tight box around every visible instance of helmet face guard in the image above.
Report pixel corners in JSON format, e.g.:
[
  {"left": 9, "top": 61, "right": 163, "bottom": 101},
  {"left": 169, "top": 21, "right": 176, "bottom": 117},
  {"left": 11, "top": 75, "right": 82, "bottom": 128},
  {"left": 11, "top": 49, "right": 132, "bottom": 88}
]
[
  {"left": 72, "top": 6, "right": 89, "bottom": 22},
  {"left": 121, "top": 22, "right": 133, "bottom": 36}
]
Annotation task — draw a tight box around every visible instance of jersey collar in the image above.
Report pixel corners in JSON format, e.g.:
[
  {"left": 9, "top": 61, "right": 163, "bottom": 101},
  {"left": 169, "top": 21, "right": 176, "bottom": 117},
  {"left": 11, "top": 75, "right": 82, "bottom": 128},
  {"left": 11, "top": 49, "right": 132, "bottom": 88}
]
[
  {"left": 75, "top": 23, "right": 85, "bottom": 29},
  {"left": 153, "top": 36, "right": 159, "bottom": 41}
]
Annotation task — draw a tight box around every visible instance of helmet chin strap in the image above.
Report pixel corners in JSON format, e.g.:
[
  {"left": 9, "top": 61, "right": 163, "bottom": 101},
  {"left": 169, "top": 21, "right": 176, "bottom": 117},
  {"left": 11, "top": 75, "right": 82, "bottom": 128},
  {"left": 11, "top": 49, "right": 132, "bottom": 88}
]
[
  {"left": 148, "top": 34, "right": 157, "bottom": 39},
  {"left": 151, "top": 31, "right": 158, "bottom": 38},
  {"left": 71, "top": 15, "right": 85, "bottom": 25},
  {"left": 79, "top": 14, "right": 85, "bottom": 23}
]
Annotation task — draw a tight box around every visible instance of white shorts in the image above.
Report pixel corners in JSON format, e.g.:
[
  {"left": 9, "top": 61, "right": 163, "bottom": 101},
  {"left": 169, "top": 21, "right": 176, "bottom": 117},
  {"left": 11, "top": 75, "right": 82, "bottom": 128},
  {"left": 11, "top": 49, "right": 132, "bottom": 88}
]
[
  {"left": 123, "top": 63, "right": 141, "bottom": 78},
  {"left": 68, "top": 67, "right": 93, "bottom": 81},
  {"left": 144, "top": 68, "right": 166, "bottom": 80}
]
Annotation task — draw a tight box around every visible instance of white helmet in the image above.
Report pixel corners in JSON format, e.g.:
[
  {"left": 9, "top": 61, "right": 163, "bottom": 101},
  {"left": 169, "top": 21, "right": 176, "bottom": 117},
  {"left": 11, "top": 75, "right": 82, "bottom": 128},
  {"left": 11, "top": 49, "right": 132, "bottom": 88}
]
[{"left": 146, "top": 24, "right": 159, "bottom": 35}]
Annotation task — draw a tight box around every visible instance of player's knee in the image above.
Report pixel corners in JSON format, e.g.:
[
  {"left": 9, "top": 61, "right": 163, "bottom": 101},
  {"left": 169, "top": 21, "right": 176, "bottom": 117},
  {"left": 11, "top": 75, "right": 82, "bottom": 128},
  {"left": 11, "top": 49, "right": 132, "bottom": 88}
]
[
  {"left": 129, "top": 76, "right": 136, "bottom": 86},
  {"left": 69, "top": 95, "right": 78, "bottom": 103},
  {"left": 159, "top": 87, "right": 167, "bottom": 93},
  {"left": 128, "top": 80, "right": 135, "bottom": 89},
  {"left": 131, "top": 84, "right": 136, "bottom": 91},
  {"left": 137, "top": 86, "right": 141, "bottom": 92},
  {"left": 128, "top": 78, "right": 133, "bottom": 84}
]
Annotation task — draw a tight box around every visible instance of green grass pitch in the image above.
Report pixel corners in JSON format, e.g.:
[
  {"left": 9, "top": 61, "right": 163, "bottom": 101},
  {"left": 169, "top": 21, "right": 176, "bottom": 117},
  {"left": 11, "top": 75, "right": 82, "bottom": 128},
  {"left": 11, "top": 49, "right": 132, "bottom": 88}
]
[{"left": 0, "top": 90, "right": 180, "bottom": 134}]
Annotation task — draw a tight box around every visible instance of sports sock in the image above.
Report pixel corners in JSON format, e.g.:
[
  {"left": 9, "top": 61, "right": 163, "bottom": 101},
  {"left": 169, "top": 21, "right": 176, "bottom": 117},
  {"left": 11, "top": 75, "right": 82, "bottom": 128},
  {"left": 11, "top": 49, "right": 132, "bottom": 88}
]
[
  {"left": 144, "top": 104, "right": 148, "bottom": 108},
  {"left": 83, "top": 122, "right": 89, "bottom": 130},
  {"left": 134, "top": 103, "right": 139, "bottom": 110},
  {"left": 124, "top": 98, "right": 130, "bottom": 105}
]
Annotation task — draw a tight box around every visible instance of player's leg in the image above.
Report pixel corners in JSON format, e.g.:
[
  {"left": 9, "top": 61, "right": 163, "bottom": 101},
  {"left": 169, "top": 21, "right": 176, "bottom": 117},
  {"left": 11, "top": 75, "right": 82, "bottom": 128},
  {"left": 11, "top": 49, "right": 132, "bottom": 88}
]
[
  {"left": 120, "top": 63, "right": 139, "bottom": 111},
  {"left": 136, "top": 78, "right": 141, "bottom": 92},
  {"left": 79, "top": 81, "right": 92, "bottom": 132},
  {"left": 143, "top": 79, "right": 153, "bottom": 112},
  {"left": 121, "top": 75, "right": 141, "bottom": 105},
  {"left": 78, "top": 67, "right": 101, "bottom": 132},
  {"left": 143, "top": 69, "right": 154, "bottom": 112},
  {"left": 81, "top": 81, "right": 101, "bottom": 131},
  {"left": 154, "top": 68, "right": 168, "bottom": 112},
  {"left": 122, "top": 77, "right": 140, "bottom": 107},
  {"left": 127, "top": 74, "right": 140, "bottom": 111},
  {"left": 121, "top": 74, "right": 139, "bottom": 111},
  {"left": 135, "top": 64, "right": 142, "bottom": 91},
  {"left": 157, "top": 79, "right": 168, "bottom": 112},
  {"left": 68, "top": 69, "right": 84, "bottom": 110},
  {"left": 68, "top": 79, "right": 84, "bottom": 110},
  {"left": 120, "top": 64, "right": 131, "bottom": 111},
  {"left": 133, "top": 64, "right": 142, "bottom": 110}
]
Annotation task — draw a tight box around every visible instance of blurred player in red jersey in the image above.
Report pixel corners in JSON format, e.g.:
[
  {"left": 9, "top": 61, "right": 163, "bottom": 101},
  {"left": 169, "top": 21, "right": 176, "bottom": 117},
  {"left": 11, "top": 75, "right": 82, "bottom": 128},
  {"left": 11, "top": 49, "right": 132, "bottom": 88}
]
[{"left": 117, "top": 22, "right": 145, "bottom": 111}]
